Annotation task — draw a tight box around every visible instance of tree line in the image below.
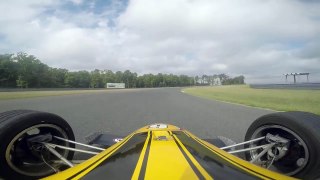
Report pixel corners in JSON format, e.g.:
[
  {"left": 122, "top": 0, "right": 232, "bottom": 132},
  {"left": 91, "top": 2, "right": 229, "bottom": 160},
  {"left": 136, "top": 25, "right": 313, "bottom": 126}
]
[{"left": 0, "top": 52, "right": 245, "bottom": 88}]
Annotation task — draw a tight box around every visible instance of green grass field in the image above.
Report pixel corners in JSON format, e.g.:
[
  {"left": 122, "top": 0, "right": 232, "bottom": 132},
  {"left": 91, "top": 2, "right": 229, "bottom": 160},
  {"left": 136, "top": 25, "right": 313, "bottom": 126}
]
[
  {"left": 0, "top": 89, "right": 110, "bottom": 100},
  {"left": 184, "top": 85, "right": 320, "bottom": 115}
]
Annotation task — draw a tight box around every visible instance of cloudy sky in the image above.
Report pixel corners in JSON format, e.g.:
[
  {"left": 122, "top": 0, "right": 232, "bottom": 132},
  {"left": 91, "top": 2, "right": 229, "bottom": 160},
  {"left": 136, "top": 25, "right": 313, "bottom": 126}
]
[{"left": 0, "top": 0, "right": 320, "bottom": 83}]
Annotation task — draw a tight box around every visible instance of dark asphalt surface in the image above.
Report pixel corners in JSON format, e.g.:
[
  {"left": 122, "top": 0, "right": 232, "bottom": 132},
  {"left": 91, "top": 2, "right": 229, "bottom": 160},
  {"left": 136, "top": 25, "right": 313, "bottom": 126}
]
[{"left": 0, "top": 88, "right": 273, "bottom": 143}]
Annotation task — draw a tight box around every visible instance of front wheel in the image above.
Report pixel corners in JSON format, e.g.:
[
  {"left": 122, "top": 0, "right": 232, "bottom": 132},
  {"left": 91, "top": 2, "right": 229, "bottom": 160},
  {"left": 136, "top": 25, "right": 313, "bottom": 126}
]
[
  {"left": 245, "top": 111, "right": 320, "bottom": 179},
  {"left": 0, "top": 110, "right": 75, "bottom": 180}
]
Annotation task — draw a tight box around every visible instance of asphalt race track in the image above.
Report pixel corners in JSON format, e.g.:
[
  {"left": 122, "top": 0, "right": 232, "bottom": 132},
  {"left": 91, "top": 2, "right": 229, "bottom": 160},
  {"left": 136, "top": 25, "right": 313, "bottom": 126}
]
[{"left": 0, "top": 88, "right": 273, "bottom": 143}]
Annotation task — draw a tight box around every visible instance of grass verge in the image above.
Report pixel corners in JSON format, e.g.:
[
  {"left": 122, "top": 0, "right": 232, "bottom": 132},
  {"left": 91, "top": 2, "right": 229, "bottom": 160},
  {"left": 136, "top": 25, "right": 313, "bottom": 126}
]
[
  {"left": 183, "top": 85, "right": 320, "bottom": 115},
  {"left": 0, "top": 89, "right": 110, "bottom": 100}
]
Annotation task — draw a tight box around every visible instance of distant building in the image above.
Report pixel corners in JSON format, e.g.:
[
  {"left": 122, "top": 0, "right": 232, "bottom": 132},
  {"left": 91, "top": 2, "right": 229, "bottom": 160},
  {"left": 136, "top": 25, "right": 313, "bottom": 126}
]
[
  {"left": 195, "top": 76, "right": 221, "bottom": 86},
  {"left": 211, "top": 78, "right": 221, "bottom": 86},
  {"left": 106, "top": 83, "right": 125, "bottom": 89}
]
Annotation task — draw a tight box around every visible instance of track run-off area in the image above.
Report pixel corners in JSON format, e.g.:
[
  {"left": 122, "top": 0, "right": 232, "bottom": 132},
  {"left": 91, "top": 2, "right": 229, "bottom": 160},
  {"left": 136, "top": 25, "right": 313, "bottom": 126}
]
[{"left": 0, "top": 88, "right": 273, "bottom": 143}]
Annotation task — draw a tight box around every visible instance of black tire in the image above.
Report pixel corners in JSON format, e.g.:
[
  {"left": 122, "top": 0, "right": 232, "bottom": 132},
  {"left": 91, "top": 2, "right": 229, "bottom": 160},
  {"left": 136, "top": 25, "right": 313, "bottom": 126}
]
[
  {"left": 0, "top": 110, "right": 75, "bottom": 180},
  {"left": 245, "top": 111, "right": 320, "bottom": 179}
]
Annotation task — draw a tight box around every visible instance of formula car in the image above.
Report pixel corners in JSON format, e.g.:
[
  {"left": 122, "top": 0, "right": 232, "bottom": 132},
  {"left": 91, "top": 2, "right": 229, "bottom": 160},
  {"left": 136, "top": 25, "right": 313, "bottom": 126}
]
[{"left": 0, "top": 110, "right": 319, "bottom": 179}]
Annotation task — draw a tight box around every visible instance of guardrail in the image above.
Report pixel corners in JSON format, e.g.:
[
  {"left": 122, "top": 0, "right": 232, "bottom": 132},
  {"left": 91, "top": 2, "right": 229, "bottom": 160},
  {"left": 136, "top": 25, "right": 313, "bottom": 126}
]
[{"left": 250, "top": 83, "right": 320, "bottom": 90}]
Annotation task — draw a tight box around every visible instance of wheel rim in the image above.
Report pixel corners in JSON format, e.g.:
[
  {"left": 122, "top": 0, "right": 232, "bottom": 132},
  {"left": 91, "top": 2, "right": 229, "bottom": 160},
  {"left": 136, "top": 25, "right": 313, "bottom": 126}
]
[
  {"left": 249, "top": 125, "right": 309, "bottom": 176},
  {"left": 5, "top": 124, "right": 71, "bottom": 177}
]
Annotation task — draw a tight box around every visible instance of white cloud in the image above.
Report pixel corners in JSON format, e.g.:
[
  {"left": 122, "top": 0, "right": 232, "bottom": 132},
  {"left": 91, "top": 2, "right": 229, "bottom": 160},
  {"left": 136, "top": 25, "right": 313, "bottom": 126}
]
[
  {"left": 0, "top": 0, "right": 320, "bottom": 83},
  {"left": 69, "top": 0, "right": 83, "bottom": 5}
]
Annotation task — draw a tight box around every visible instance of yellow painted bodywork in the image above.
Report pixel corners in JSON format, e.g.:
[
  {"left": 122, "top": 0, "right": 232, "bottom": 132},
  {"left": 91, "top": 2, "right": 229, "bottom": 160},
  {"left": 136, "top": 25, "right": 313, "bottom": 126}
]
[
  {"left": 44, "top": 124, "right": 296, "bottom": 180},
  {"left": 131, "top": 131, "right": 151, "bottom": 179},
  {"left": 144, "top": 131, "right": 198, "bottom": 179}
]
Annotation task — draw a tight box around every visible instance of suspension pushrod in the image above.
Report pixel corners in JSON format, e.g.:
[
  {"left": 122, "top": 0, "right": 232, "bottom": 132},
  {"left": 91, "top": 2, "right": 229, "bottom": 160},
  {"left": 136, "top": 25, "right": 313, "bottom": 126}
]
[
  {"left": 45, "top": 143, "right": 99, "bottom": 155},
  {"left": 220, "top": 136, "right": 265, "bottom": 150},
  {"left": 54, "top": 136, "right": 105, "bottom": 151},
  {"left": 43, "top": 144, "right": 74, "bottom": 167},
  {"left": 250, "top": 143, "right": 275, "bottom": 163},
  {"left": 228, "top": 144, "right": 269, "bottom": 154},
  {"left": 53, "top": 160, "right": 86, "bottom": 164}
]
